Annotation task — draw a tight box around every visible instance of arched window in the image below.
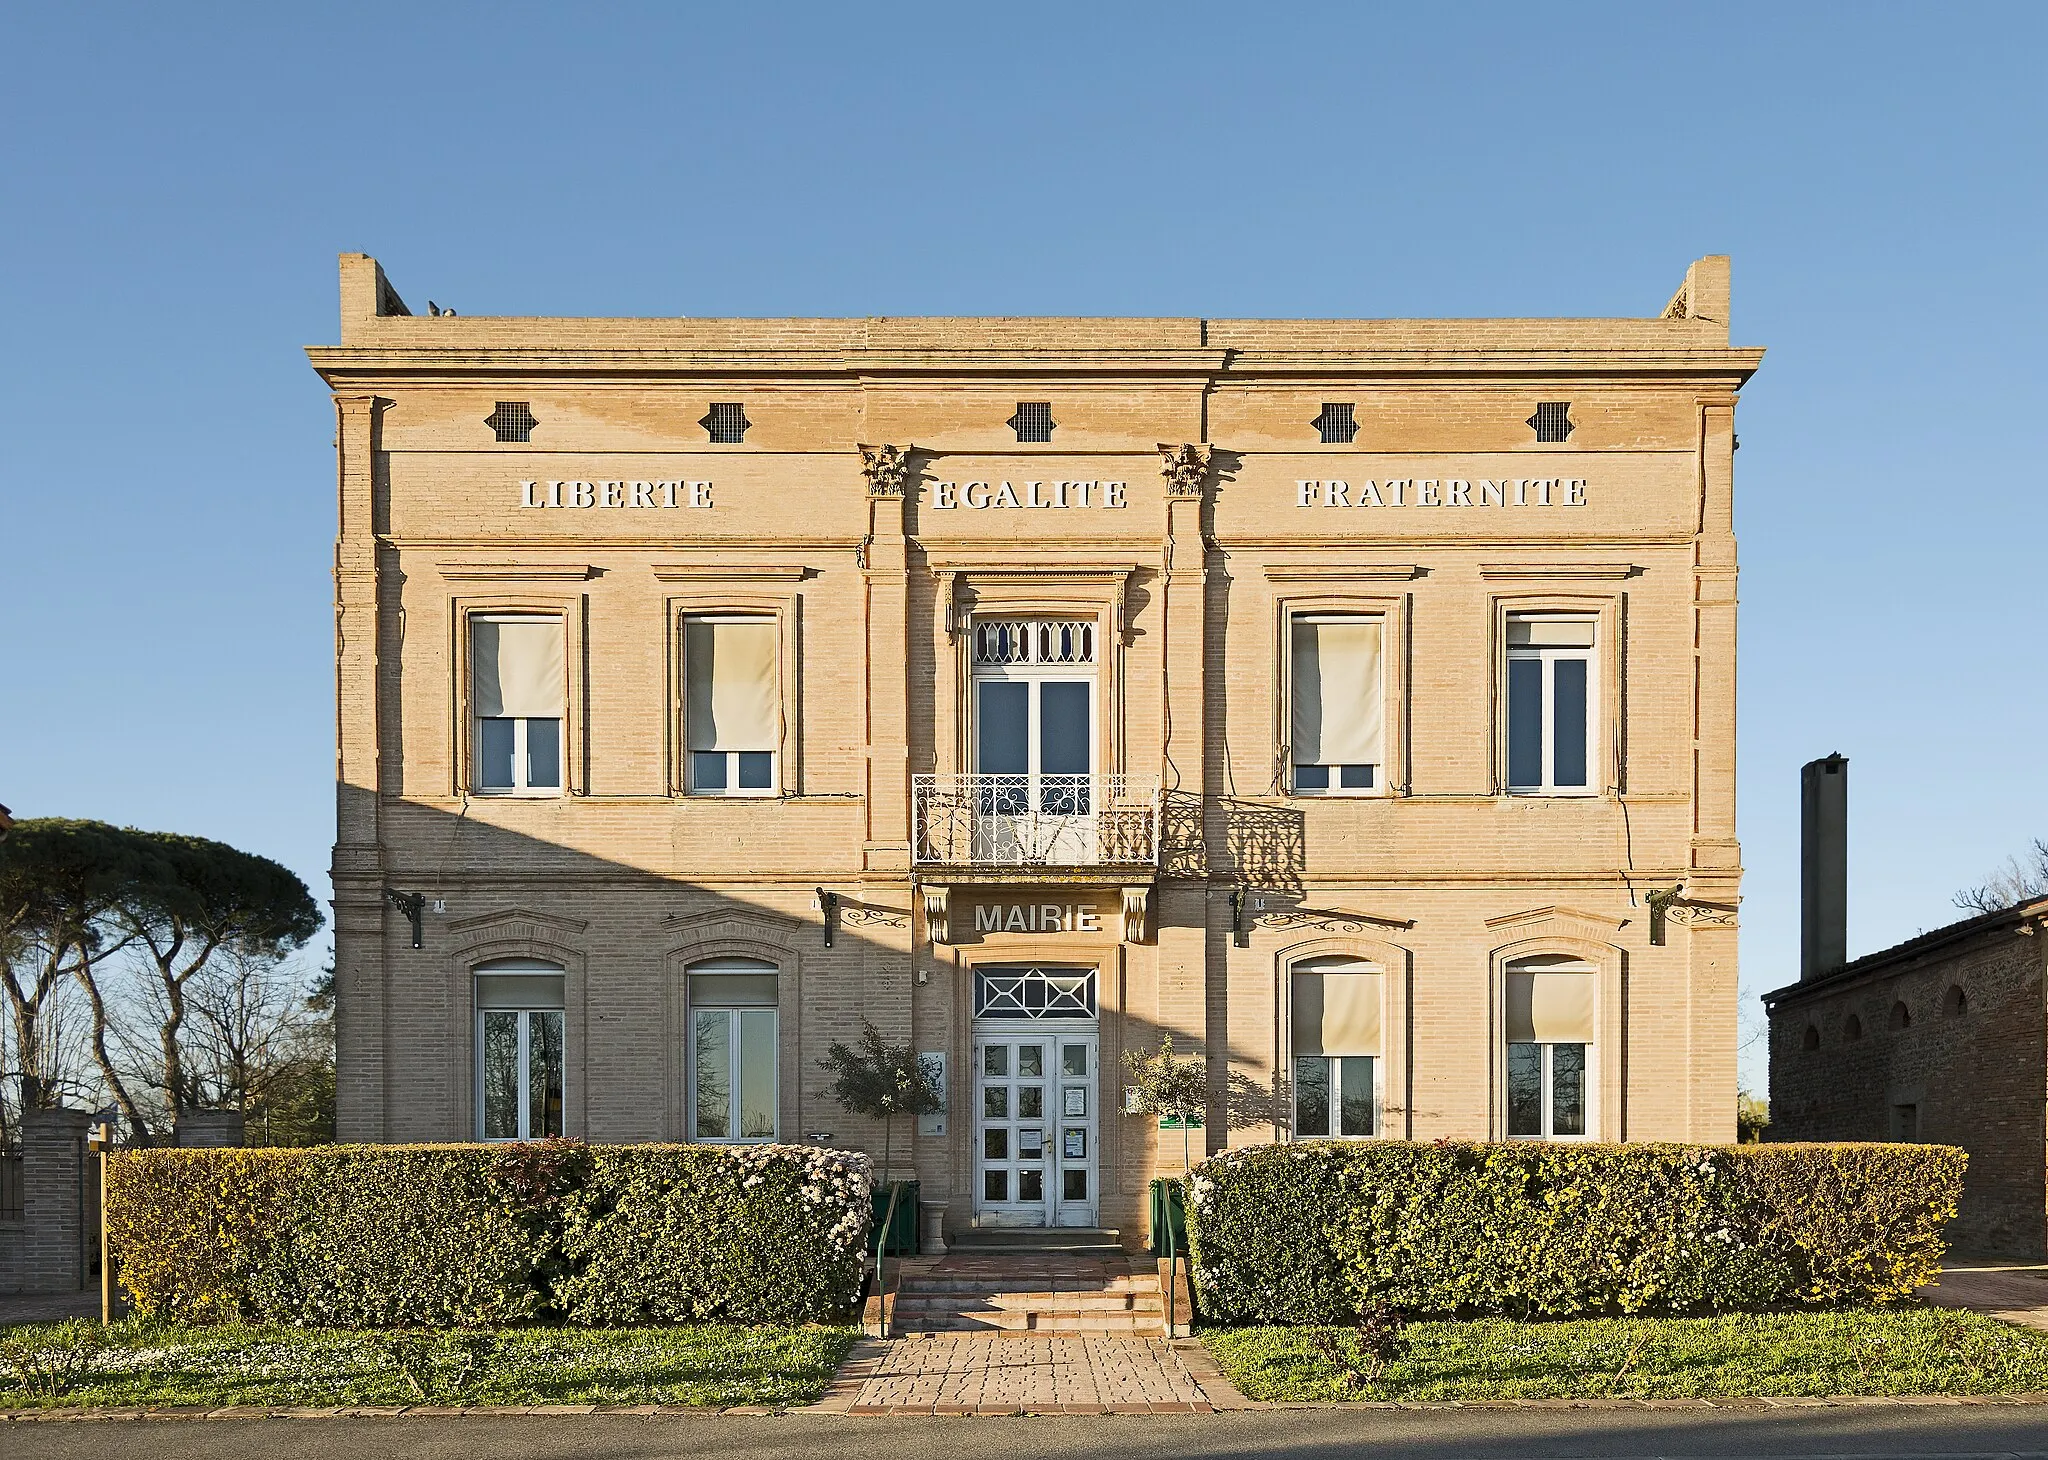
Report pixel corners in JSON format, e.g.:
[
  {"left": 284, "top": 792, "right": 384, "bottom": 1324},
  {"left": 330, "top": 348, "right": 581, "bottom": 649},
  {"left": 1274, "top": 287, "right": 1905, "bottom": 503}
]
[
  {"left": 1944, "top": 985, "right": 1968, "bottom": 1018},
  {"left": 1844, "top": 1013, "right": 1863, "bottom": 1041},
  {"left": 1289, "top": 956, "right": 1382, "bottom": 1139},
  {"left": 1889, "top": 1000, "right": 1911, "bottom": 1031},
  {"left": 1801, "top": 1024, "right": 1820, "bottom": 1051},
  {"left": 475, "top": 959, "right": 566, "bottom": 1141},
  {"left": 1504, "top": 954, "right": 1595, "bottom": 1140},
  {"left": 688, "top": 957, "right": 779, "bottom": 1142}
]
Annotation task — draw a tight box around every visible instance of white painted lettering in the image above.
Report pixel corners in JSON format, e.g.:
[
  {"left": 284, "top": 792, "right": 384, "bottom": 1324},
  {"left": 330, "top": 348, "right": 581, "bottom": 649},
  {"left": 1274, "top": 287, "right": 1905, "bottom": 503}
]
[
  {"left": 520, "top": 480, "right": 544, "bottom": 508},
  {"left": 630, "top": 480, "right": 656, "bottom": 508},
  {"left": 570, "top": 480, "right": 595, "bottom": 508},
  {"left": 992, "top": 481, "right": 1023, "bottom": 509},
  {"left": 1418, "top": 479, "right": 1442, "bottom": 506},
  {"left": 1005, "top": 906, "right": 1028, "bottom": 932},
  {"left": 601, "top": 480, "right": 624, "bottom": 508},
  {"left": 1027, "top": 481, "right": 1051, "bottom": 508},
  {"left": 975, "top": 905, "right": 1003, "bottom": 933},
  {"left": 1447, "top": 479, "right": 1472, "bottom": 506},
  {"left": 661, "top": 481, "right": 680, "bottom": 508},
  {"left": 1076, "top": 907, "right": 1101, "bottom": 932},
  {"left": 1358, "top": 479, "right": 1385, "bottom": 507},
  {"left": 1326, "top": 479, "right": 1351, "bottom": 507},
  {"left": 688, "top": 481, "right": 713, "bottom": 508},
  {"left": 1564, "top": 478, "right": 1588, "bottom": 506},
  {"left": 964, "top": 481, "right": 991, "bottom": 509},
  {"left": 1297, "top": 479, "right": 1320, "bottom": 507},
  {"left": 1105, "top": 480, "right": 1127, "bottom": 508},
  {"left": 547, "top": 481, "right": 565, "bottom": 508},
  {"left": 934, "top": 480, "right": 959, "bottom": 509},
  {"left": 1478, "top": 479, "right": 1505, "bottom": 506}
]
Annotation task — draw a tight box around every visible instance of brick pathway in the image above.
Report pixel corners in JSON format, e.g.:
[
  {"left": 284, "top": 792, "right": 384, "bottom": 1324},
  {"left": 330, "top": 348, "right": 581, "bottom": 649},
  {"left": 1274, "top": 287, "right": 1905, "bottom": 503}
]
[
  {"left": 1917, "top": 1262, "right": 2048, "bottom": 1331},
  {"left": 813, "top": 1334, "right": 1256, "bottom": 1414}
]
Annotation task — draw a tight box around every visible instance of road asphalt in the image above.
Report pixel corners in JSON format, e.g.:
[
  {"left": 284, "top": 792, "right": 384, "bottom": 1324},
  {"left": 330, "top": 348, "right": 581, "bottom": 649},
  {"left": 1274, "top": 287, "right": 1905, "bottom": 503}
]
[{"left": 7, "top": 1407, "right": 2048, "bottom": 1460}]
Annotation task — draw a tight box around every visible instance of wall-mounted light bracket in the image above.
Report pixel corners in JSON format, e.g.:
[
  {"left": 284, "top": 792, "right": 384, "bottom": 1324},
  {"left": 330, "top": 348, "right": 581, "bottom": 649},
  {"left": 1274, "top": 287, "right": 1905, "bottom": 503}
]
[
  {"left": 386, "top": 888, "right": 426, "bottom": 949},
  {"left": 817, "top": 887, "right": 838, "bottom": 947}
]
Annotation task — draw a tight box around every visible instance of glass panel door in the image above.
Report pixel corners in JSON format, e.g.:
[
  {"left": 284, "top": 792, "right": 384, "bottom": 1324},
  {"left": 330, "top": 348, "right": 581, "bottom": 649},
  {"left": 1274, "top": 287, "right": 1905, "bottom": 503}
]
[{"left": 974, "top": 1027, "right": 1099, "bottom": 1228}]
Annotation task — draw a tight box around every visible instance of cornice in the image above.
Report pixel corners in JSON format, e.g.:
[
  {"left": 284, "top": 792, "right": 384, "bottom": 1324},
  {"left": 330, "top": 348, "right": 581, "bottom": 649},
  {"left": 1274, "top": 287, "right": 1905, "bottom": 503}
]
[{"left": 306, "top": 344, "right": 1765, "bottom": 388}]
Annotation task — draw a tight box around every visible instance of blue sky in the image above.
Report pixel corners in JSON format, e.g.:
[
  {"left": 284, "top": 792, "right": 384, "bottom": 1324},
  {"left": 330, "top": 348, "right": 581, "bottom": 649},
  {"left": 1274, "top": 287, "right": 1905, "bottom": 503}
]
[{"left": 4, "top": 3, "right": 2043, "bottom": 1091}]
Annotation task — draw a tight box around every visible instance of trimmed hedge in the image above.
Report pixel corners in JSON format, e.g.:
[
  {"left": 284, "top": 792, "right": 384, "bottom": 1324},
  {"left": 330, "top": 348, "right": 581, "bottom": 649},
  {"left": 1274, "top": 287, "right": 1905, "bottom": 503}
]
[
  {"left": 105, "top": 1142, "right": 870, "bottom": 1328},
  {"left": 1186, "top": 1141, "right": 1964, "bottom": 1324}
]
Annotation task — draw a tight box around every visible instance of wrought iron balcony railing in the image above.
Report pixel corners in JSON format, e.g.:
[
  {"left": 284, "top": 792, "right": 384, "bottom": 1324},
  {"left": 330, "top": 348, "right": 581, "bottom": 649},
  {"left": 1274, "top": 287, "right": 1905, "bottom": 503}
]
[{"left": 912, "top": 774, "right": 1160, "bottom": 869}]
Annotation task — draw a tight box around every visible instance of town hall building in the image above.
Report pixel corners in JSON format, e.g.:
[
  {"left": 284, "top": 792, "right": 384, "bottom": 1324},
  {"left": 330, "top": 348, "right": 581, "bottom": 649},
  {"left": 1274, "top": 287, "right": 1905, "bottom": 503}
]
[{"left": 312, "top": 254, "right": 1758, "bottom": 1242}]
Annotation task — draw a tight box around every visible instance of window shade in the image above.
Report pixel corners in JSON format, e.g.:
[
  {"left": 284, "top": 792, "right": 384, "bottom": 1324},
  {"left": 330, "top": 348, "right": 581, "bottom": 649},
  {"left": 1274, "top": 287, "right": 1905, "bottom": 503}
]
[
  {"left": 685, "top": 619, "right": 778, "bottom": 752},
  {"left": 1293, "top": 963, "right": 1382, "bottom": 1055},
  {"left": 1290, "top": 618, "right": 1383, "bottom": 766},
  {"left": 1507, "top": 617, "right": 1595, "bottom": 648},
  {"left": 473, "top": 618, "right": 565, "bottom": 719},
  {"left": 475, "top": 972, "right": 566, "bottom": 1009},
  {"left": 1506, "top": 966, "right": 1595, "bottom": 1043}
]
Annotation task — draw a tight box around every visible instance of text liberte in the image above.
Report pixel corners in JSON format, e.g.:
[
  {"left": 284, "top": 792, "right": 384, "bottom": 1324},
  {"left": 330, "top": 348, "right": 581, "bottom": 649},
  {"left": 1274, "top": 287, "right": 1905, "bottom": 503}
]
[
  {"left": 519, "top": 480, "right": 713, "bottom": 509},
  {"left": 1296, "top": 478, "right": 1589, "bottom": 508}
]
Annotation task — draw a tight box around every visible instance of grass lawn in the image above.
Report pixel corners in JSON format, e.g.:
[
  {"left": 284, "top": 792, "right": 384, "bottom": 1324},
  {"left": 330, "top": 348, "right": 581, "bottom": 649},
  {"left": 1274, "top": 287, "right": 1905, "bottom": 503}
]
[
  {"left": 1203, "top": 1305, "right": 2048, "bottom": 1402},
  {"left": 0, "top": 1318, "right": 858, "bottom": 1410}
]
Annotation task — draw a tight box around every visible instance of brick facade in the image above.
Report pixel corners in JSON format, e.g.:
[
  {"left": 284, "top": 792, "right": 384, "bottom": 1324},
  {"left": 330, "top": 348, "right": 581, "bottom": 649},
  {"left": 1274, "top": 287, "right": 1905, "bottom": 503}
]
[
  {"left": 312, "top": 254, "right": 1758, "bottom": 1244},
  {"left": 1765, "top": 899, "right": 2048, "bottom": 1258}
]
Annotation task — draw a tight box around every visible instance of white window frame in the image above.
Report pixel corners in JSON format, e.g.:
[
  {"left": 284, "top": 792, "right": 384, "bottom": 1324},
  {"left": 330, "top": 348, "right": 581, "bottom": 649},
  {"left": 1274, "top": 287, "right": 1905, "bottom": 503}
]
[
  {"left": 1504, "top": 617, "right": 1599, "bottom": 797},
  {"left": 686, "top": 959, "right": 781, "bottom": 1144},
  {"left": 970, "top": 618, "right": 1100, "bottom": 783},
  {"left": 1504, "top": 1041, "right": 1596, "bottom": 1142},
  {"left": 683, "top": 613, "right": 780, "bottom": 799},
  {"left": 471, "top": 613, "right": 565, "bottom": 799},
  {"left": 1291, "top": 1053, "right": 1379, "bottom": 1139},
  {"left": 1287, "top": 611, "right": 1386, "bottom": 799},
  {"left": 474, "top": 965, "right": 567, "bottom": 1142}
]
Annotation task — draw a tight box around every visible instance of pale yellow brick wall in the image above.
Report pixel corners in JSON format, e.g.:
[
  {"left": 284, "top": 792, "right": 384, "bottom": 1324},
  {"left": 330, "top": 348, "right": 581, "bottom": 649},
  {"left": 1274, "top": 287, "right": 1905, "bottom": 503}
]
[{"left": 318, "top": 254, "right": 1757, "bottom": 1243}]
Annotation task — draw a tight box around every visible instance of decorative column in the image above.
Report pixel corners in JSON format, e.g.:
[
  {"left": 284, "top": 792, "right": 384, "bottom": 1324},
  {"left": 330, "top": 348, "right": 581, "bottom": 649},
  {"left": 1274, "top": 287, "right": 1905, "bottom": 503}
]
[
  {"left": 858, "top": 445, "right": 916, "bottom": 1047},
  {"left": 1153, "top": 443, "right": 1219, "bottom": 1148},
  {"left": 332, "top": 394, "right": 388, "bottom": 1142}
]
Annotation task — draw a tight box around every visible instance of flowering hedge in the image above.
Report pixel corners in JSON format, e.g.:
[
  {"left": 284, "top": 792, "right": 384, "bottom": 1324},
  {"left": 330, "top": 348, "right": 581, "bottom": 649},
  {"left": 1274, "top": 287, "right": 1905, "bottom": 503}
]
[
  {"left": 1186, "top": 1141, "right": 1964, "bottom": 1325},
  {"left": 104, "top": 1142, "right": 870, "bottom": 1328}
]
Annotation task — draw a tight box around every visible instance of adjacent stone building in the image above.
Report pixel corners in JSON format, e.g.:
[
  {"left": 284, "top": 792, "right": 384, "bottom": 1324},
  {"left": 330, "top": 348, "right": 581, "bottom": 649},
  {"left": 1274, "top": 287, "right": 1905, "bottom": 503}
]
[
  {"left": 311, "top": 253, "right": 1757, "bottom": 1242},
  {"left": 1765, "top": 895, "right": 2048, "bottom": 1258}
]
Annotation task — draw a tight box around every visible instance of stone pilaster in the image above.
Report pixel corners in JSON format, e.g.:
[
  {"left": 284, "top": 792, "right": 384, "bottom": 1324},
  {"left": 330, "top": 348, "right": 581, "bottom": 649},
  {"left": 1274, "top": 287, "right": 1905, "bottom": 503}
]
[
  {"left": 333, "top": 393, "right": 388, "bottom": 1141},
  {"left": 859, "top": 445, "right": 915, "bottom": 1044}
]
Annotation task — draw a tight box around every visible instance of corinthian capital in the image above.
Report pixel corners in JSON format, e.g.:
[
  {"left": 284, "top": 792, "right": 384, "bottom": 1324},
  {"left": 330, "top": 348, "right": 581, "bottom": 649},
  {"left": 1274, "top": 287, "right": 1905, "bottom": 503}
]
[
  {"left": 858, "top": 443, "right": 913, "bottom": 497},
  {"left": 1157, "top": 442, "right": 1210, "bottom": 497}
]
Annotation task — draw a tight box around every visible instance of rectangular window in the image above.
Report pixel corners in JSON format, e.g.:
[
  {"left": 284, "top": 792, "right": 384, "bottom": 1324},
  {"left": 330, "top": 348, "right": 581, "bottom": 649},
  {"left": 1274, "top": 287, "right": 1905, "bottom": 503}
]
[
  {"left": 684, "top": 616, "right": 779, "bottom": 796},
  {"left": 1290, "top": 615, "right": 1383, "bottom": 795},
  {"left": 970, "top": 619, "right": 1098, "bottom": 838},
  {"left": 1291, "top": 961, "right": 1381, "bottom": 1138},
  {"left": 472, "top": 616, "right": 565, "bottom": 795},
  {"left": 689, "top": 967, "right": 778, "bottom": 1142},
  {"left": 1505, "top": 959, "right": 1594, "bottom": 1139},
  {"left": 475, "top": 970, "right": 565, "bottom": 1140},
  {"left": 1505, "top": 615, "right": 1596, "bottom": 795}
]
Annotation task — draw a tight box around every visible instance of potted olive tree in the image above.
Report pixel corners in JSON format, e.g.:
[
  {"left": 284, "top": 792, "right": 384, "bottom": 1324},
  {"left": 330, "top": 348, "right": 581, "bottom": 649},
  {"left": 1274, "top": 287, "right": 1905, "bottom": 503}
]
[
  {"left": 1121, "top": 1033, "right": 1208, "bottom": 1258},
  {"left": 821, "top": 1021, "right": 944, "bottom": 1256}
]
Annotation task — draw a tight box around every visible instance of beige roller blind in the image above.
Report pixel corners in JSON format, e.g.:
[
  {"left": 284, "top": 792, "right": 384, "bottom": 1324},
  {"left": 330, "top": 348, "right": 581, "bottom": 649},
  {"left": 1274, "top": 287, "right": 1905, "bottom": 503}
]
[
  {"left": 1507, "top": 616, "right": 1595, "bottom": 648},
  {"left": 472, "top": 617, "right": 565, "bottom": 719},
  {"left": 1292, "top": 963, "right": 1382, "bottom": 1055},
  {"left": 1290, "top": 617, "right": 1383, "bottom": 766},
  {"left": 1506, "top": 965, "right": 1596, "bottom": 1043},
  {"left": 686, "top": 618, "right": 779, "bottom": 752}
]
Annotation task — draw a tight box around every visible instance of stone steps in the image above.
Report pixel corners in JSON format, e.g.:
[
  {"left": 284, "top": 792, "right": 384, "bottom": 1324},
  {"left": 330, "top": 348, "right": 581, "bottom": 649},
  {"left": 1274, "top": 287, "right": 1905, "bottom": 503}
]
[{"left": 874, "top": 1251, "right": 1170, "bottom": 1337}]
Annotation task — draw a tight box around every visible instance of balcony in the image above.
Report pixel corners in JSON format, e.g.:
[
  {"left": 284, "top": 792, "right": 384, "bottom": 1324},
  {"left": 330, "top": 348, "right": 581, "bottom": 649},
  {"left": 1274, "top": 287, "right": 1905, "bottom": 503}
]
[{"left": 912, "top": 774, "right": 1160, "bottom": 871}]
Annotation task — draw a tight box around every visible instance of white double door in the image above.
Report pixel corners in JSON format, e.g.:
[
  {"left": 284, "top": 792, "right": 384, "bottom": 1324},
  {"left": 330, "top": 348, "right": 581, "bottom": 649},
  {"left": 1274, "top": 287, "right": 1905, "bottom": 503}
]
[{"left": 973, "top": 1020, "right": 1099, "bottom": 1227}]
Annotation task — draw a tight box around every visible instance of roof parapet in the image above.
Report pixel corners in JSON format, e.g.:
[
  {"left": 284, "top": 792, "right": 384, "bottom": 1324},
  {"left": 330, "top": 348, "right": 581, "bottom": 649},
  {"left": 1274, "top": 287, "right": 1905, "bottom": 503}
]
[
  {"left": 340, "top": 253, "right": 410, "bottom": 341},
  {"left": 1663, "top": 255, "right": 1730, "bottom": 341}
]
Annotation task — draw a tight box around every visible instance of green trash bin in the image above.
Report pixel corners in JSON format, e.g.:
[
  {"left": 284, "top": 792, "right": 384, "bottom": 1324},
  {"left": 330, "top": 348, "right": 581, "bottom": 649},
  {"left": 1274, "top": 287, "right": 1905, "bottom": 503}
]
[
  {"left": 1148, "top": 1176, "right": 1187, "bottom": 1258},
  {"left": 871, "top": 1180, "right": 921, "bottom": 1257}
]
